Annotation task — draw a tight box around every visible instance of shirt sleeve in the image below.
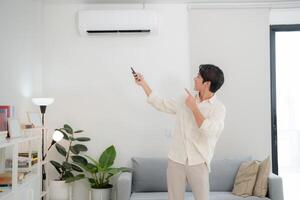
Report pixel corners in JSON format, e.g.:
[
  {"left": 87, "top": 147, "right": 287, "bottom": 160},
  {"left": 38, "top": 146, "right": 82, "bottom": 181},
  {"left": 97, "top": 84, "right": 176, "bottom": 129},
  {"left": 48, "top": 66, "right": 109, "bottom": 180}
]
[
  {"left": 146, "top": 91, "right": 178, "bottom": 115},
  {"left": 198, "top": 104, "right": 226, "bottom": 135}
]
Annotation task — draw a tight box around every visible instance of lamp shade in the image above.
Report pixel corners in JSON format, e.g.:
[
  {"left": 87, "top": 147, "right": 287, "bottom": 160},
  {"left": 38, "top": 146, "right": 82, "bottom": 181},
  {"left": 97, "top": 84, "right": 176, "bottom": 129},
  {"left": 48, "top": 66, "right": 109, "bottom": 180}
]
[
  {"left": 52, "top": 130, "right": 63, "bottom": 142},
  {"left": 32, "top": 98, "right": 54, "bottom": 106}
]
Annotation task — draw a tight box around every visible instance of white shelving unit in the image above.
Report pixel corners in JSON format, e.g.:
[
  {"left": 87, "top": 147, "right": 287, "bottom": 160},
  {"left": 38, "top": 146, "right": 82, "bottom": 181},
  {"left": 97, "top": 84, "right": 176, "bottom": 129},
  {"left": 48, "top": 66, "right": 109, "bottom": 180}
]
[
  {"left": 0, "top": 134, "right": 42, "bottom": 200},
  {"left": 24, "top": 127, "right": 50, "bottom": 200}
]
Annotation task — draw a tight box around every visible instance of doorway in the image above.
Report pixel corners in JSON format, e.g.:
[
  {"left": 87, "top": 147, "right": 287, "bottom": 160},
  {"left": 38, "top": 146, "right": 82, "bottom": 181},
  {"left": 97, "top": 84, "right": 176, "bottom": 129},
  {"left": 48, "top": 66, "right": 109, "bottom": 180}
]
[{"left": 270, "top": 24, "right": 300, "bottom": 200}]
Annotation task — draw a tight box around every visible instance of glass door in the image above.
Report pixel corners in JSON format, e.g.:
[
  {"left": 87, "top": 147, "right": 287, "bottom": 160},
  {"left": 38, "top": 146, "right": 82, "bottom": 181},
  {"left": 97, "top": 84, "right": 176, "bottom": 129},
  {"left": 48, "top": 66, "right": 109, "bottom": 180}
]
[{"left": 270, "top": 25, "right": 300, "bottom": 200}]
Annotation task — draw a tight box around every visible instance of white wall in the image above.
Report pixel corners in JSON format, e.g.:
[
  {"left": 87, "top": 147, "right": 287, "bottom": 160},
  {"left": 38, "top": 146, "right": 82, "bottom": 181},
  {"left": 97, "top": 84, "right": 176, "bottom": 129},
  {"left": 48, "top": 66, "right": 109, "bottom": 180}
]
[
  {"left": 42, "top": 3, "right": 278, "bottom": 198},
  {"left": 0, "top": 0, "right": 283, "bottom": 198},
  {"left": 270, "top": 8, "right": 300, "bottom": 25},
  {"left": 1, "top": 0, "right": 299, "bottom": 198},
  {"left": 189, "top": 8, "right": 271, "bottom": 162},
  {"left": 0, "top": 0, "right": 43, "bottom": 121},
  {"left": 0, "top": 1, "right": 43, "bottom": 200},
  {"left": 42, "top": 3, "right": 191, "bottom": 198}
]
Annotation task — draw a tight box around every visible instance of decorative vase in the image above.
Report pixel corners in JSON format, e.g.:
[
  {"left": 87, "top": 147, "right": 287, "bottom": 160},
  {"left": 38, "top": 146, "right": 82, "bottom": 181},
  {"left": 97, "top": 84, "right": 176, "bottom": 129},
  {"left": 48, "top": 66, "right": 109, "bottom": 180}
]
[
  {"left": 49, "top": 180, "right": 72, "bottom": 200},
  {"left": 90, "top": 188, "right": 112, "bottom": 200}
]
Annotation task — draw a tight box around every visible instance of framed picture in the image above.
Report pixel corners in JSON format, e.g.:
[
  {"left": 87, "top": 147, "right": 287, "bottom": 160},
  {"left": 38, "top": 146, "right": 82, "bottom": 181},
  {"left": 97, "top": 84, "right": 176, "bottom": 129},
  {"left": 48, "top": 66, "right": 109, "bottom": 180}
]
[
  {"left": 8, "top": 119, "right": 22, "bottom": 138},
  {"left": 0, "top": 106, "right": 11, "bottom": 132},
  {"left": 27, "top": 112, "right": 42, "bottom": 128}
]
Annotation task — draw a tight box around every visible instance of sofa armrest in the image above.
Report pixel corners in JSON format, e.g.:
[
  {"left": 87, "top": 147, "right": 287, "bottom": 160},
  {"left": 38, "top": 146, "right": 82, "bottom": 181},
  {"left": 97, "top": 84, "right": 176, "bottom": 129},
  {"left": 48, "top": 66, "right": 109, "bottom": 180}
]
[
  {"left": 268, "top": 173, "right": 284, "bottom": 200},
  {"left": 115, "top": 172, "right": 132, "bottom": 200}
]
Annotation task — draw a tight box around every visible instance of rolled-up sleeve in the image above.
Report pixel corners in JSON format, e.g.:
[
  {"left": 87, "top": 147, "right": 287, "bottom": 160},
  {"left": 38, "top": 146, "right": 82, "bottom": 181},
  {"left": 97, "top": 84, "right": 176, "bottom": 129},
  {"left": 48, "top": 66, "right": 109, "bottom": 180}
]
[
  {"left": 146, "top": 91, "right": 178, "bottom": 115},
  {"left": 198, "top": 105, "right": 226, "bottom": 135}
]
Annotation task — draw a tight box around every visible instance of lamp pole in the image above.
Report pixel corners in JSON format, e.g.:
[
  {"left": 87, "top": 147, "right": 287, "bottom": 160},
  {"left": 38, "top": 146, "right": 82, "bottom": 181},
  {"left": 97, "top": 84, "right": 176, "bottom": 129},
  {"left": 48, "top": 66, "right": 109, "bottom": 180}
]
[
  {"left": 32, "top": 98, "right": 54, "bottom": 199},
  {"left": 40, "top": 105, "right": 47, "bottom": 184}
]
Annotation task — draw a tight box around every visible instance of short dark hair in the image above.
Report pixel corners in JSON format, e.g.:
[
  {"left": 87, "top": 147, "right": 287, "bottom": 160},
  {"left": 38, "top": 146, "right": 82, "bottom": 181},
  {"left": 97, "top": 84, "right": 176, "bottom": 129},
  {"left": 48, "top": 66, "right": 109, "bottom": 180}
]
[{"left": 199, "top": 64, "right": 224, "bottom": 93}]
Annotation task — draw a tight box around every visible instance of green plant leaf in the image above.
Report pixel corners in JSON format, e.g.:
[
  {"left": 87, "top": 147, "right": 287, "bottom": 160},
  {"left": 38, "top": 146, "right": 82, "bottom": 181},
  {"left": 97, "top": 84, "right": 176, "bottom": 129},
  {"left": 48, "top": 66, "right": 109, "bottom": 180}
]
[
  {"left": 104, "top": 167, "right": 131, "bottom": 177},
  {"left": 50, "top": 160, "right": 62, "bottom": 168},
  {"left": 99, "top": 145, "right": 116, "bottom": 169},
  {"left": 71, "top": 155, "right": 88, "bottom": 165},
  {"left": 53, "top": 166, "right": 61, "bottom": 174},
  {"left": 75, "top": 162, "right": 97, "bottom": 174},
  {"left": 85, "top": 155, "right": 99, "bottom": 167},
  {"left": 61, "top": 164, "right": 66, "bottom": 171},
  {"left": 65, "top": 177, "right": 75, "bottom": 183},
  {"left": 65, "top": 171, "right": 74, "bottom": 177},
  {"left": 64, "top": 124, "right": 73, "bottom": 134},
  {"left": 106, "top": 167, "right": 120, "bottom": 175},
  {"left": 62, "top": 171, "right": 74, "bottom": 180},
  {"left": 86, "top": 163, "right": 98, "bottom": 173},
  {"left": 88, "top": 178, "right": 96, "bottom": 184},
  {"left": 62, "top": 161, "right": 72, "bottom": 169},
  {"left": 50, "top": 160, "right": 62, "bottom": 174},
  {"left": 72, "top": 144, "right": 88, "bottom": 153},
  {"left": 70, "top": 146, "right": 79, "bottom": 155},
  {"left": 88, "top": 178, "right": 99, "bottom": 188},
  {"left": 65, "top": 174, "right": 85, "bottom": 183},
  {"left": 118, "top": 167, "right": 133, "bottom": 172},
  {"left": 75, "top": 137, "right": 90, "bottom": 142},
  {"left": 74, "top": 130, "right": 84, "bottom": 133},
  {"left": 55, "top": 143, "right": 67, "bottom": 157},
  {"left": 71, "top": 164, "right": 83, "bottom": 172}
]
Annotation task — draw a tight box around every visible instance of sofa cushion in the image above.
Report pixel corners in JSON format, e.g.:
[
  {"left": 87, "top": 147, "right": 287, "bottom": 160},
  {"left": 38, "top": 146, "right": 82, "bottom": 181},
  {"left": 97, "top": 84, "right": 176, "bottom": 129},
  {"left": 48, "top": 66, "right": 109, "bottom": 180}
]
[
  {"left": 132, "top": 157, "right": 168, "bottom": 192},
  {"left": 209, "top": 157, "right": 252, "bottom": 191},
  {"left": 132, "top": 157, "right": 194, "bottom": 192},
  {"left": 130, "top": 192, "right": 270, "bottom": 200},
  {"left": 253, "top": 156, "right": 271, "bottom": 197},
  {"left": 232, "top": 160, "right": 260, "bottom": 197},
  {"left": 132, "top": 156, "right": 251, "bottom": 192}
]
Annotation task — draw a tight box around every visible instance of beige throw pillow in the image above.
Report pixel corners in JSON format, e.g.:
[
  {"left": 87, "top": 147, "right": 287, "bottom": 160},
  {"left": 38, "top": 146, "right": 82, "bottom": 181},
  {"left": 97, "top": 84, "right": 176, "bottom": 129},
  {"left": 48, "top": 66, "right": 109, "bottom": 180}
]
[
  {"left": 232, "top": 160, "right": 260, "bottom": 197},
  {"left": 253, "top": 156, "right": 271, "bottom": 197}
]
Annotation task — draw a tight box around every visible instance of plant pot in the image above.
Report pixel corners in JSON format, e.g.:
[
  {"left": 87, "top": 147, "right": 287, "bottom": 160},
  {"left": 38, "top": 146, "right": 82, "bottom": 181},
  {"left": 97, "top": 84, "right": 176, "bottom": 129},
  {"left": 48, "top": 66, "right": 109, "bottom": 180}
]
[
  {"left": 49, "top": 180, "right": 72, "bottom": 200},
  {"left": 90, "top": 188, "right": 112, "bottom": 200}
]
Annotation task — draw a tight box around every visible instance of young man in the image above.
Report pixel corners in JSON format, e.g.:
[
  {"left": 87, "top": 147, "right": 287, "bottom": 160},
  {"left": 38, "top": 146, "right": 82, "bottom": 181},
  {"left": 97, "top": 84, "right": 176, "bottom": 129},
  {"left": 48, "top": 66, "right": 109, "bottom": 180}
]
[{"left": 133, "top": 64, "right": 225, "bottom": 200}]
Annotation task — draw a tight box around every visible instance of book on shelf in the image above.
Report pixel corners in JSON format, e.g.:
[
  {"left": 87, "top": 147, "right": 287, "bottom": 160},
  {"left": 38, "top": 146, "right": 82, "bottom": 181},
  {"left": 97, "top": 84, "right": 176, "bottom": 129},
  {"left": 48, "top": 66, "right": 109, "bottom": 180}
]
[
  {"left": 5, "top": 153, "right": 38, "bottom": 169},
  {"left": 5, "top": 158, "right": 30, "bottom": 168},
  {"left": 18, "top": 152, "right": 38, "bottom": 165},
  {"left": 0, "top": 105, "right": 15, "bottom": 139},
  {"left": 0, "top": 174, "right": 12, "bottom": 185},
  {"left": 18, "top": 152, "right": 38, "bottom": 158},
  {"left": 0, "top": 106, "right": 10, "bottom": 132},
  {"left": 0, "top": 185, "right": 11, "bottom": 193},
  {"left": 0, "top": 171, "right": 28, "bottom": 185}
]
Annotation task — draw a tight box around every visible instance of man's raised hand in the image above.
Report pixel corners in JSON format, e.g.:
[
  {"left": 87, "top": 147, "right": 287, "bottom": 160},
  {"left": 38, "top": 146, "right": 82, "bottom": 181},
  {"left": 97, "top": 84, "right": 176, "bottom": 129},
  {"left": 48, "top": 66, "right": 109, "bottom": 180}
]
[{"left": 185, "top": 88, "right": 197, "bottom": 111}]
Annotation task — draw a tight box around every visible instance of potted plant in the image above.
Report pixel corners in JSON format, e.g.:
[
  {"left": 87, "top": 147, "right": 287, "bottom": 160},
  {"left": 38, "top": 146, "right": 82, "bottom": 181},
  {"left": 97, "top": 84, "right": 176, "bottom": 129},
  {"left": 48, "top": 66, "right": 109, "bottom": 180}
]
[
  {"left": 49, "top": 124, "right": 90, "bottom": 200},
  {"left": 73, "top": 145, "right": 132, "bottom": 200}
]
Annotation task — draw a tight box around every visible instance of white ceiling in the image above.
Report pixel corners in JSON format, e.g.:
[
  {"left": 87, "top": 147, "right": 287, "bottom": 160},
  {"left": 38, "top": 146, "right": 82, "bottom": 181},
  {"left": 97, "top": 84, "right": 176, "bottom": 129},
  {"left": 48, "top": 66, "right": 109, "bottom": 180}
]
[{"left": 44, "top": 0, "right": 300, "bottom": 3}]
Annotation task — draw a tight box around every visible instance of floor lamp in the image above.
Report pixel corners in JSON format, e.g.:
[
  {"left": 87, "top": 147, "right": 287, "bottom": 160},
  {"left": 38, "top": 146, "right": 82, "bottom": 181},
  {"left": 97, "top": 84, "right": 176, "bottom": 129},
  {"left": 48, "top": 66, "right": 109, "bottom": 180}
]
[
  {"left": 32, "top": 98, "right": 54, "bottom": 193},
  {"left": 44, "top": 130, "right": 64, "bottom": 159}
]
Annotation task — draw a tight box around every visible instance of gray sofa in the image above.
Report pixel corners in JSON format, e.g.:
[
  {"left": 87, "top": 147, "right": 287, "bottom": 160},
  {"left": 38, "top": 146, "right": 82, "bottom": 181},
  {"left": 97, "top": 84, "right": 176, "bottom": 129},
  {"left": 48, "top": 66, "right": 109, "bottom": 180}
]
[{"left": 114, "top": 157, "right": 284, "bottom": 200}]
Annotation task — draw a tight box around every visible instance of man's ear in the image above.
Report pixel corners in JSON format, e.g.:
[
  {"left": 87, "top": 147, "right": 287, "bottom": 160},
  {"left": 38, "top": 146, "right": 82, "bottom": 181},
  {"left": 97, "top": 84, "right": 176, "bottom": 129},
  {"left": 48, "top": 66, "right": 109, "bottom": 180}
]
[{"left": 205, "top": 81, "right": 211, "bottom": 90}]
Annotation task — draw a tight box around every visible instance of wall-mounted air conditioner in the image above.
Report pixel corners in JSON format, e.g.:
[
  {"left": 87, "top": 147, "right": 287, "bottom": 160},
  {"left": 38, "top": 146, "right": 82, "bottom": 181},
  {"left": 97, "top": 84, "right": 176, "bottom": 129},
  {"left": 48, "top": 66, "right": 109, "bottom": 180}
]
[{"left": 78, "top": 10, "right": 158, "bottom": 35}]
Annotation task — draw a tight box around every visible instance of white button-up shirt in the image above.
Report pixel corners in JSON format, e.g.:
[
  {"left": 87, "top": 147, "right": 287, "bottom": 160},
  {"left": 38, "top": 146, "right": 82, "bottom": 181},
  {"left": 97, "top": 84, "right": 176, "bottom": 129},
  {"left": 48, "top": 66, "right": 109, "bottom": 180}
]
[{"left": 147, "top": 91, "right": 226, "bottom": 172}]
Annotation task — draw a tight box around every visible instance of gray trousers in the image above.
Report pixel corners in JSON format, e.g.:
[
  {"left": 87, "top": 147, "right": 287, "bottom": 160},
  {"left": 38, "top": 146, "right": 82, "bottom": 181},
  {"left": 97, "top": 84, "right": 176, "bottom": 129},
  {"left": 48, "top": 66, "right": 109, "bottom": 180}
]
[{"left": 167, "top": 159, "right": 209, "bottom": 200}]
